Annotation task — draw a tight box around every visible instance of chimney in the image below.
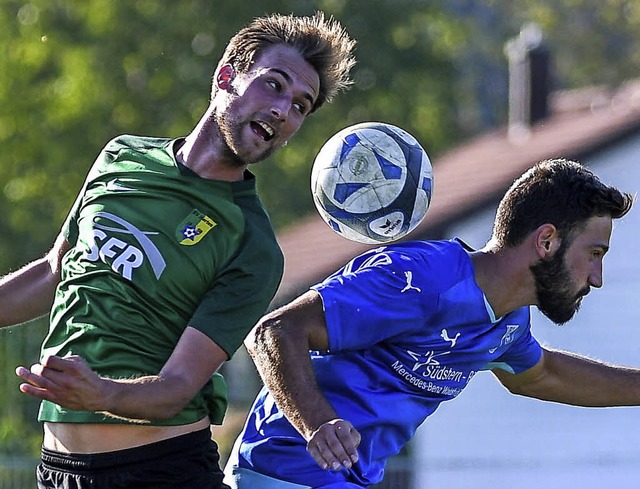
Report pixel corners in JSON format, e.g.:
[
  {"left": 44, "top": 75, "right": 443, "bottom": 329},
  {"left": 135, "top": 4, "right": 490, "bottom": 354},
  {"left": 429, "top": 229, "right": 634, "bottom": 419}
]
[{"left": 504, "top": 23, "right": 550, "bottom": 139}]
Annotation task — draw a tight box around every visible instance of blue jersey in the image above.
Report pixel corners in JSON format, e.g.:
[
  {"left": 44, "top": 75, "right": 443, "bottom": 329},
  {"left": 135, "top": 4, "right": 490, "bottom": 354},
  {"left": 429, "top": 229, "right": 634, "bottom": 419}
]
[{"left": 233, "top": 239, "right": 542, "bottom": 487}]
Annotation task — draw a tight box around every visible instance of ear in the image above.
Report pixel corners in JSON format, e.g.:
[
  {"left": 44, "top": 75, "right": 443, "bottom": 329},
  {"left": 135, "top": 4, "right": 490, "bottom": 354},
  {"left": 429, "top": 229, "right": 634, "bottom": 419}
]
[
  {"left": 534, "top": 224, "right": 560, "bottom": 258},
  {"left": 216, "top": 64, "right": 236, "bottom": 91}
]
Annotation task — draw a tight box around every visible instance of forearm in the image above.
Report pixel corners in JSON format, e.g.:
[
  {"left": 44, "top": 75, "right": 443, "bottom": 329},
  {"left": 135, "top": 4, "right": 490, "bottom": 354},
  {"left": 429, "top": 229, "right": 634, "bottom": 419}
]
[
  {"left": 248, "top": 320, "right": 337, "bottom": 440},
  {"left": 514, "top": 349, "right": 640, "bottom": 407},
  {"left": 0, "top": 257, "right": 59, "bottom": 327},
  {"left": 98, "top": 374, "right": 194, "bottom": 422},
  {"left": 1, "top": 235, "right": 67, "bottom": 328},
  {"left": 247, "top": 293, "right": 361, "bottom": 471},
  {"left": 17, "top": 363, "right": 195, "bottom": 422},
  {"left": 17, "top": 329, "right": 225, "bottom": 422}
]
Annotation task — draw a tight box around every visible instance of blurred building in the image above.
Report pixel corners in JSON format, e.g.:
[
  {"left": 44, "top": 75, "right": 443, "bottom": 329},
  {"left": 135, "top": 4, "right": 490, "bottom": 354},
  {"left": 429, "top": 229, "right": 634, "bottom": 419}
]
[{"left": 411, "top": 83, "right": 640, "bottom": 488}]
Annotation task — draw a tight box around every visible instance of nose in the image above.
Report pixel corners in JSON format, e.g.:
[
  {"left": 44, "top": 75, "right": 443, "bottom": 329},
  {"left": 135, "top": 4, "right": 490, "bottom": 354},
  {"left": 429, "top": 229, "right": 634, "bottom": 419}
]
[
  {"left": 589, "top": 262, "right": 603, "bottom": 289},
  {"left": 271, "top": 98, "right": 289, "bottom": 122}
]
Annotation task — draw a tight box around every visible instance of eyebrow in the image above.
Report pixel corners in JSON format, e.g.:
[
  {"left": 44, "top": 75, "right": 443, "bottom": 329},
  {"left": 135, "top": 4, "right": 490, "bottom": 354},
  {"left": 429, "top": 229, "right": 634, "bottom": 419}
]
[{"left": 271, "top": 68, "right": 316, "bottom": 107}]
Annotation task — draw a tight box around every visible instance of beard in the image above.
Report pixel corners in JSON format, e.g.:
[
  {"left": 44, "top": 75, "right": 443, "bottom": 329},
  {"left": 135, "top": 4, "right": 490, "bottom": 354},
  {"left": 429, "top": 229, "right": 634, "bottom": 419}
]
[
  {"left": 530, "top": 247, "right": 590, "bottom": 325},
  {"left": 214, "top": 110, "right": 275, "bottom": 165}
]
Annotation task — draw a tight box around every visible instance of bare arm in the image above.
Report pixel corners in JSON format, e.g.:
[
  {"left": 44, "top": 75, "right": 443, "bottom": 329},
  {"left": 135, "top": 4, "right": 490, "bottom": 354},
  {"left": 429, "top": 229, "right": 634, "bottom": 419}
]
[
  {"left": 245, "top": 290, "right": 360, "bottom": 471},
  {"left": 0, "top": 233, "right": 69, "bottom": 328},
  {"left": 16, "top": 326, "right": 227, "bottom": 421},
  {"left": 493, "top": 346, "right": 640, "bottom": 406}
]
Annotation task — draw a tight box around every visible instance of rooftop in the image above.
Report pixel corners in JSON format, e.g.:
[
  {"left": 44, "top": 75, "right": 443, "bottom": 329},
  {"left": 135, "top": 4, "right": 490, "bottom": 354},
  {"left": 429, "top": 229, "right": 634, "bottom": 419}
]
[{"left": 274, "top": 79, "right": 640, "bottom": 305}]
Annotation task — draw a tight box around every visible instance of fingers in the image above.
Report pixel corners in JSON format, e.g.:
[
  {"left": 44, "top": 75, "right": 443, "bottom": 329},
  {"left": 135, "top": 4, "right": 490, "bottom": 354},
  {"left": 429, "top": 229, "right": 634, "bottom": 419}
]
[
  {"left": 16, "top": 356, "right": 71, "bottom": 388},
  {"left": 306, "top": 419, "right": 361, "bottom": 472},
  {"left": 15, "top": 364, "right": 60, "bottom": 402},
  {"left": 14, "top": 355, "right": 102, "bottom": 410}
]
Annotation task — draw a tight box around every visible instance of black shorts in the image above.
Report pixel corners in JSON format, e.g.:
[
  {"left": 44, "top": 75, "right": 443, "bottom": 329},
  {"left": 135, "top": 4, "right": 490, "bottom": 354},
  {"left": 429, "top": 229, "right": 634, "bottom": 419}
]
[{"left": 36, "top": 427, "right": 230, "bottom": 489}]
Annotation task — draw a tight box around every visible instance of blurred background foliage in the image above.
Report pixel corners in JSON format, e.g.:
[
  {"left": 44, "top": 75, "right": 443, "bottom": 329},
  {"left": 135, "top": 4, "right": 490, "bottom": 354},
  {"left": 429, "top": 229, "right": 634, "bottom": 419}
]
[{"left": 1, "top": 0, "right": 639, "bottom": 458}]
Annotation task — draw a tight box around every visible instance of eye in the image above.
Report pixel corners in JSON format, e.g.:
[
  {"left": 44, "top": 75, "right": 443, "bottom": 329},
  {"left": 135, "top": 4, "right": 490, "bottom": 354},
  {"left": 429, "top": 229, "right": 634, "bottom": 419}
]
[
  {"left": 293, "top": 101, "right": 308, "bottom": 115},
  {"left": 267, "top": 79, "right": 281, "bottom": 91}
]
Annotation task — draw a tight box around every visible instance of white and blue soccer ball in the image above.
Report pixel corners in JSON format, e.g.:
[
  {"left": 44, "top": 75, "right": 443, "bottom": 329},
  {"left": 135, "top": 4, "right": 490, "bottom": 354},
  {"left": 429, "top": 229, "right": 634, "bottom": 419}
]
[{"left": 311, "top": 122, "right": 433, "bottom": 244}]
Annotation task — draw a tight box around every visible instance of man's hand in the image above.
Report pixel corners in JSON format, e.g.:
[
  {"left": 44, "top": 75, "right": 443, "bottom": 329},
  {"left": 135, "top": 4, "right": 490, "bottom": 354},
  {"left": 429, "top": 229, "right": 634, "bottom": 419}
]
[
  {"left": 15, "top": 355, "right": 110, "bottom": 411},
  {"left": 306, "top": 419, "right": 361, "bottom": 471}
]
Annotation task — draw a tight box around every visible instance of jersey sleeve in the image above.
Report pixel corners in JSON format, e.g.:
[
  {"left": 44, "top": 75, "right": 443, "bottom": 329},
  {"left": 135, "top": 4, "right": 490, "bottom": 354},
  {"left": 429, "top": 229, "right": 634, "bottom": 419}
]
[
  {"left": 187, "top": 221, "right": 284, "bottom": 358},
  {"left": 60, "top": 139, "right": 122, "bottom": 244},
  {"left": 60, "top": 188, "right": 85, "bottom": 245},
  {"left": 313, "top": 248, "right": 436, "bottom": 352},
  {"left": 490, "top": 326, "right": 543, "bottom": 374}
]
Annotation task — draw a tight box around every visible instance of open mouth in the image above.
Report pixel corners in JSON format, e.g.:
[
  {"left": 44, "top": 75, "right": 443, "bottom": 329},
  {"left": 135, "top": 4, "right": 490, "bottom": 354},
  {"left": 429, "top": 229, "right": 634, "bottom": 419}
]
[{"left": 251, "top": 121, "right": 275, "bottom": 141}]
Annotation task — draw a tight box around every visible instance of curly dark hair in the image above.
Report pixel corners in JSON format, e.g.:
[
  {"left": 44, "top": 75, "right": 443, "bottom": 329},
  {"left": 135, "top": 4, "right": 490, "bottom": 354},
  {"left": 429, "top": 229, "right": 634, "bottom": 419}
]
[
  {"left": 214, "top": 11, "right": 356, "bottom": 112},
  {"left": 491, "top": 158, "right": 634, "bottom": 248}
]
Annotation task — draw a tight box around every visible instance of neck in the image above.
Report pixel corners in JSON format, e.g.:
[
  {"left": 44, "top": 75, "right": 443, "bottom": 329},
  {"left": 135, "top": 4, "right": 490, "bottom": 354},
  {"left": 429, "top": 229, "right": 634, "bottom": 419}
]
[
  {"left": 470, "top": 244, "right": 536, "bottom": 318},
  {"left": 176, "top": 107, "right": 247, "bottom": 181}
]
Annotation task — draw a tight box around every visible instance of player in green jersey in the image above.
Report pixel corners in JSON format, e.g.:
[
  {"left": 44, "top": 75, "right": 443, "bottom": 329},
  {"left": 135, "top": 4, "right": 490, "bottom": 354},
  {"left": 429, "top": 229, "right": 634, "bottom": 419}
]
[{"left": 1, "top": 12, "right": 355, "bottom": 489}]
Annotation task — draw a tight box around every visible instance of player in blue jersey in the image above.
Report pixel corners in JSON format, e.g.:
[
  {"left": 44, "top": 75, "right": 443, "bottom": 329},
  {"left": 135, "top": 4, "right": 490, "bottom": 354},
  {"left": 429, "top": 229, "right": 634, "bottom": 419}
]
[
  {"left": 224, "top": 159, "right": 636, "bottom": 489},
  {"left": 4, "top": 12, "right": 355, "bottom": 489}
]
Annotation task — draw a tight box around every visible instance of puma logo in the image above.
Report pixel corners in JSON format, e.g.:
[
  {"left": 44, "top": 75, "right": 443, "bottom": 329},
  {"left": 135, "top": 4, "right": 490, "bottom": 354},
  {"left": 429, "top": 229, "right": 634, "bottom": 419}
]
[
  {"left": 401, "top": 271, "right": 421, "bottom": 293},
  {"left": 441, "top": 329, "right": 460, "bottom": 348}
]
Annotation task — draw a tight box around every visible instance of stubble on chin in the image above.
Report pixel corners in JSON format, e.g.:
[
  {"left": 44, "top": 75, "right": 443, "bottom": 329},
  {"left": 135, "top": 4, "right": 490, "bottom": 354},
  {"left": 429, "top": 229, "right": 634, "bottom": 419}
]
[
  {"left": 531, "top": 251, "right": 581, "bottom": 326},
  {"left": 214, "top": 112, "right": 249, "bottom": 166},
  {"left": 215, "top": 112, "right": 276, "bottom": 166}
]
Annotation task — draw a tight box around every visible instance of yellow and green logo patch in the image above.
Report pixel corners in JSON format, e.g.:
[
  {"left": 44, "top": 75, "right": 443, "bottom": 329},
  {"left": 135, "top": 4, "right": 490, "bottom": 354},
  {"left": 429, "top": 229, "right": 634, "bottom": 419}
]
[{"left": 177, "top": 209, "right": 216, "bottom": 246}]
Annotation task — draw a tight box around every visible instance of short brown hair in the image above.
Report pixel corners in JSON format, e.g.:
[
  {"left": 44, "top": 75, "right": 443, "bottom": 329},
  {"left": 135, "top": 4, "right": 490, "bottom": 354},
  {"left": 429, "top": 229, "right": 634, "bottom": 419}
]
[
  {"left": 216, "top": 11, "right": 356, "bottom": 112},
  {"left": 492, "top": 158, "right": 634, "bottom": 248}
]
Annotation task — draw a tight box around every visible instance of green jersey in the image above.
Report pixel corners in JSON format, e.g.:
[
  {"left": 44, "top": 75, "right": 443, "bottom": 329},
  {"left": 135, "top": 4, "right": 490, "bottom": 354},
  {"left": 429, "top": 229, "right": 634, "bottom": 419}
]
[{"left": 38, "top": 135, "right": 284, "bottom": 426}]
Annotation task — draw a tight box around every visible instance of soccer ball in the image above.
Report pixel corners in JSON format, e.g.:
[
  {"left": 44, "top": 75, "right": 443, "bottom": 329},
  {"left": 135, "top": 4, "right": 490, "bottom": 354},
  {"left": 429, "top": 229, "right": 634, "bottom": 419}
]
[{"left": 311, "top": 122, "right": 433, "bottom": 244}]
